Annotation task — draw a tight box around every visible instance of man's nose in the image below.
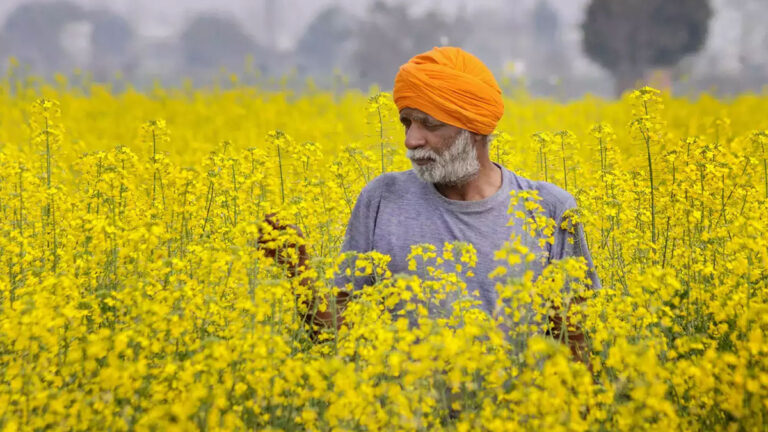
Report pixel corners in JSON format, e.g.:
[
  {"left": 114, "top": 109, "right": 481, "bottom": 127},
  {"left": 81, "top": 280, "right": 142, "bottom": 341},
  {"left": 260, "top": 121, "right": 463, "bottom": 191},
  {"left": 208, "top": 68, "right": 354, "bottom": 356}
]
[{"left": 404, "top": 125, "right": 427, "bottom": 150}]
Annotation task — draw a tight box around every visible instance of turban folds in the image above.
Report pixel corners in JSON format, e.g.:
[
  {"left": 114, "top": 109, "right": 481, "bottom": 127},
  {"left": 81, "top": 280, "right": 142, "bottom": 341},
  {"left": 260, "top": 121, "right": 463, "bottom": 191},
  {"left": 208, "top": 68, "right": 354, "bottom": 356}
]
[{"left": 393, "top": 46, "right": 504, "bottom": 136}]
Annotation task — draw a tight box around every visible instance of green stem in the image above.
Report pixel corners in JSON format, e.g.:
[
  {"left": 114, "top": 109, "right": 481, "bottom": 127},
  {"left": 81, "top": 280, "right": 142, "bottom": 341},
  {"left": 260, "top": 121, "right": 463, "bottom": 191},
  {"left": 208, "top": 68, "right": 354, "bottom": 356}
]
[
  {"left": 111, "top": 194, "right": 117, "bottom": 281},
  {"left": 277, "top": 140, "right": 285, "bottom": 204},
  {"left": 14, "top": 167, "right": 24, "bottom": 302},
  {"left": 662, "top": 161, "right": 675, "bottom": 269},
  {"left": 538, "top": 145, "right": 543, "bottom": 176},
  {"left": 378, "top": 104, "right": 385, "bottom": 175},
  {"left": 643, "top": 102, "right": 656, "bottom": 246},
  {"left": 598, "top": 137, "right": 605, "bottom": 177},
  {"left": 231, "top": 162, "right": 239, "bottom": 226},
  {"left": 202, "top": 180, "right": 214, "bottom": 235},
  {"left": 119, "top": 155, "right": 126, "bottom": 219},
  {"left": 17, "top": 167, "right": 24, "bottom": 238},
  {"left": 52, "top": 199, "right": 58, "bottom": 273},
  {"left": 598, "top": 136, "right": 607, "bottom": 250},
  {"left": 560, "top": 135, "right": 568, "bottom": 191},
  {"left": 762, "top": 155, "right": 767, "bottom": 199},
  {"left": 152, "top": 129, "right": 157, "bottom": 208},
  {"left": 45, "top": 117, "right": 51, "bottom": 189},
  {"left": 180, "top": 181, "right": 190, "bottom": 258},
  {"left": 95, "top": 159, "right": 103, "bottom": 215},
  {"left": 248, "top": 148, "right": 256, "bottom": 208},
  {"left": 44, "top": 117, "right": 55, "bottom": 271}
]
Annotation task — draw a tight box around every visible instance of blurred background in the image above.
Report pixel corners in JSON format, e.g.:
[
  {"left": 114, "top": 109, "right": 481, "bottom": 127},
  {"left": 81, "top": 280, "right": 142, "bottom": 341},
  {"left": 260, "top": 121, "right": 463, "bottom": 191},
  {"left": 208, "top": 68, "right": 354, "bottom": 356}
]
[{"left": 0, "top": 0, "right": 765, "bottom": 99}]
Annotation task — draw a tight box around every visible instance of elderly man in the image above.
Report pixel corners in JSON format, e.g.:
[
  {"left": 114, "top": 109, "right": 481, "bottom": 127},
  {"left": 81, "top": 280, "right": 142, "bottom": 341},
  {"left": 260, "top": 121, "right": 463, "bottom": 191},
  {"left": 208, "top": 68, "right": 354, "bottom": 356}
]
[{"left": 267, "top": 47, "right": 600, "bottom": 360}]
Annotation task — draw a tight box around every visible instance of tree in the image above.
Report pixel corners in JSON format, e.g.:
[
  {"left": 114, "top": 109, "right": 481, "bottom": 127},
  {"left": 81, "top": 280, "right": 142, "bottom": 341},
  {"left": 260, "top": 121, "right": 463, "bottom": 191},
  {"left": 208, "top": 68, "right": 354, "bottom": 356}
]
[
  {"left": 530, "top": 0, "right": 568, "bottom": 80},
  {"left": 295, "top": 6, "right": 355, "bottom": 76},
  {"left": 350, "top": 1, "right": 469, "bottom": 88},
  {"left": 88, "top": 9, "right": 134, "bottom": 80},
  {"left": 1, "top": 1, "right": 85, "bottom": 73},
  {"left": 89, "top": 10, "right": 133, "bottom": 57},
  {"left": 533, "top": 0, "right": 560, "bottom": 47},
  {"left": 180, "top": 14, "right": 263, "bottom": 71},
  {"left": 582, "top": 0, "right": 712, "bottom": 96}
]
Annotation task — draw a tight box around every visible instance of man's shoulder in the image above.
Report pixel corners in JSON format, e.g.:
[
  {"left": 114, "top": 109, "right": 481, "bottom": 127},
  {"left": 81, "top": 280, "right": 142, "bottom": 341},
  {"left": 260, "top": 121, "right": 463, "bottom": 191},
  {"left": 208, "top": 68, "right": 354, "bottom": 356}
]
[{"left": 504, "top": 168, "right": 576, "bottom": 219}]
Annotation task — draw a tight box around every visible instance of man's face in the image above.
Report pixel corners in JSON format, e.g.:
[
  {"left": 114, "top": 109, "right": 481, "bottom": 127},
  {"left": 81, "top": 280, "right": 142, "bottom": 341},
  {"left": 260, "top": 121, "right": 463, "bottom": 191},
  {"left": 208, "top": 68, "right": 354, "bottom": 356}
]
[{"left": 399, "top": 108, "right": 480, "bottom": 185}]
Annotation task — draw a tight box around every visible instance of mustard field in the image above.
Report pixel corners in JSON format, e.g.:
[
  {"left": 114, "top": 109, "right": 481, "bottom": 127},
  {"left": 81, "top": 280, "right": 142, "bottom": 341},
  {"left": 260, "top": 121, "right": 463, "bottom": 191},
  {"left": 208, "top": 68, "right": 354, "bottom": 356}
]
[{"left": 0, "top": 78, "right": 767, "bottom": 431}]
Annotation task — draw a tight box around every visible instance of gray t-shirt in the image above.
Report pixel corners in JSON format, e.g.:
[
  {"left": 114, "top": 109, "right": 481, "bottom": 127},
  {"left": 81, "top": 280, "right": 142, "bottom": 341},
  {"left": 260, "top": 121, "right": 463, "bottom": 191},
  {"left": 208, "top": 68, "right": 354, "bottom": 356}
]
[{"left": 336, "top": 164, "right": 601, "bottom": 318}]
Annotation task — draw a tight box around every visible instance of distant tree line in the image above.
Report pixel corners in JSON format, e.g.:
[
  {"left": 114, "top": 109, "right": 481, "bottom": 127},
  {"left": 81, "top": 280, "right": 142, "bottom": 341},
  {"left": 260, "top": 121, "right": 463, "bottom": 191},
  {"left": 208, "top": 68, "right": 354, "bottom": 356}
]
[
  {"left": 0, "top": 1, "right": 134, "bottom": 81},
  {"left": 0, "top": 0, "right": 732, "bottom": 97}
]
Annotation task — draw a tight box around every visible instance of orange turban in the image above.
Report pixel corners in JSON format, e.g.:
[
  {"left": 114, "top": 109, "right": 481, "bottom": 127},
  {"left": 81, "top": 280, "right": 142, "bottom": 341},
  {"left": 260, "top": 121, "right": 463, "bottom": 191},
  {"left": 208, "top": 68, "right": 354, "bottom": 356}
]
[{"left": 393, "top": 47, "right": 504, "bottom": 136}]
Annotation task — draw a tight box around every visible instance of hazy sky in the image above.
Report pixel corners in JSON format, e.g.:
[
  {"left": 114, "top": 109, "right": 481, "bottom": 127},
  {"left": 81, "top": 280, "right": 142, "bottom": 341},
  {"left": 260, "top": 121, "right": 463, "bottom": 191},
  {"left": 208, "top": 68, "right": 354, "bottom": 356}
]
[
  {"left": 0, "top": 0, "right": 762, "bottom": 81},
  {"left": 0, "top": 0, "right": 588, "bottom": 50}
]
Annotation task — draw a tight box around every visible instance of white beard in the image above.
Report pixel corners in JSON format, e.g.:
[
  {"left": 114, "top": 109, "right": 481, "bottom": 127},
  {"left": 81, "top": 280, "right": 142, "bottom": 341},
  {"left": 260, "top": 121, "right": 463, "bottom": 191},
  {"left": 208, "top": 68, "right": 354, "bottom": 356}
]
[{"left": 407, "top": 130, "right": 480, "bottom": 185}]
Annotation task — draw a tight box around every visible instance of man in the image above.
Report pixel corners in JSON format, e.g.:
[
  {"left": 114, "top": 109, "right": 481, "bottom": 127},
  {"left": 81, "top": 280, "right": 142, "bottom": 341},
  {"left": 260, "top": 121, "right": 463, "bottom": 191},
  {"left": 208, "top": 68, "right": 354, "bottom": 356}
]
[{"left": 266, "top": 47, "right": 600, "bottom": 360}]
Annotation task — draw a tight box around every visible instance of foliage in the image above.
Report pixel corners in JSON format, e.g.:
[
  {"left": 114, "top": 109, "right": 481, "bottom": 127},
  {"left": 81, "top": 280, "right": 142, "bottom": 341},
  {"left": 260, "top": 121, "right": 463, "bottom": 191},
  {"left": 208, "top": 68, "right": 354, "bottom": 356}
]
[
  {"left": 582, "top": 0, "right": 712, "bottom": 95},
  {"left": 350, "top": 1, "right": 468, "bottom": 87},
  {"left": 180, "top": 14, "right": 263, "bottom": 70},
  {"left": 1, "top": 1, "right": 86, "bottom": 72},
  {"left": 295, "top": 6, "right": 356, "bottom": 76}
]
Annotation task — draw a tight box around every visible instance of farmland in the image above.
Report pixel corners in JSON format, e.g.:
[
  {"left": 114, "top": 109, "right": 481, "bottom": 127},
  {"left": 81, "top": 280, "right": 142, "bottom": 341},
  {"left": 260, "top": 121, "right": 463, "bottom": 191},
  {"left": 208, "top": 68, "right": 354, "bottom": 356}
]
[{"left": 0, "top": 79, "right": 767, "bottom": 431}]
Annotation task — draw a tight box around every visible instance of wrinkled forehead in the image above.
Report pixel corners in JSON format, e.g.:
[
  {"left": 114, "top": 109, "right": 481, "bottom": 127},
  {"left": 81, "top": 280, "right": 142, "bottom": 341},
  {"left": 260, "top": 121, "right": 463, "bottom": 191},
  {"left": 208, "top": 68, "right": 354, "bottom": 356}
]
[{"left": 398, "top": 107, "right": 443, "bottom": 124}]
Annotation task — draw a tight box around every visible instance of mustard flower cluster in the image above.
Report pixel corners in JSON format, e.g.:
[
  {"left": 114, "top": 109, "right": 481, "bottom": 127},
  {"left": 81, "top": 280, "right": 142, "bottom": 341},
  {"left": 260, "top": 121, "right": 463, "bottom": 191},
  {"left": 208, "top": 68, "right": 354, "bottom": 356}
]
[{"left": 0, "top": 77, "right": 767, "bottom": 431}]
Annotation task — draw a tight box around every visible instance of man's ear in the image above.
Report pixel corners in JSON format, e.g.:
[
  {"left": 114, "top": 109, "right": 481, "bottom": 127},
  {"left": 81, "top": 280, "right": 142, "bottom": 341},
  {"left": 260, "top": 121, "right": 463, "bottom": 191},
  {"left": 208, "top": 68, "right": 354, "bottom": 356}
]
[{"left": 471, "top": 132, "right": 489, "bottom": 147}]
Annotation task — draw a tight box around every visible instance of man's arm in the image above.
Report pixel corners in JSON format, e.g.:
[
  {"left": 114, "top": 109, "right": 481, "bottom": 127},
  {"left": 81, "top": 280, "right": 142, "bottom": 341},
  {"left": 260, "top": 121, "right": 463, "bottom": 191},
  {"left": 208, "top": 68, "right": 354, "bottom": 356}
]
[
  {"left": 260, "top": 178, "right": 381, "bottom": 336},
  {"left": 333, "top": 178, "right": 382, "bottom": 291},
  {"left": 549, "top": 297, "right": 590, "bottom": 366},
  {"left": 550, "top": 214, "right": 601, "bottom": 290},
  {"left": 549, "top": 208, "right": 601, "bottom": 366},
  {"left": 259, "top": 215, "right": 348, "bottom": 336}
]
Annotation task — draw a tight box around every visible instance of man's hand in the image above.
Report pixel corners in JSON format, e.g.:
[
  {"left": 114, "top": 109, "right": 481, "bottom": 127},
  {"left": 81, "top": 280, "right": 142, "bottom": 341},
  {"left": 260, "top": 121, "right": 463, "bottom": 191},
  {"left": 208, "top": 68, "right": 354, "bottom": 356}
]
[
  {"left": 258, "top": 213, "right": 309, "bottom": 278},
  {"left": 549, "top": 303, "right": 592, "bottom": 373},
  {"left": 311, "top": 291, "right": 350, "bottom": 331},
  {"left": 257, "top": 213, "right": 350, "bottom": 336}
]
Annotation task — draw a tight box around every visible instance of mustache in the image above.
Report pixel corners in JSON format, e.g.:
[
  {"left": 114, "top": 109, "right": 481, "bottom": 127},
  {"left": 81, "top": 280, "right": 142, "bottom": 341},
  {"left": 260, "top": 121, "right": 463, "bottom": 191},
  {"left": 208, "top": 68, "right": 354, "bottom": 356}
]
[{"left": 406, "top": 148, "right": 439, "bottom": 161}]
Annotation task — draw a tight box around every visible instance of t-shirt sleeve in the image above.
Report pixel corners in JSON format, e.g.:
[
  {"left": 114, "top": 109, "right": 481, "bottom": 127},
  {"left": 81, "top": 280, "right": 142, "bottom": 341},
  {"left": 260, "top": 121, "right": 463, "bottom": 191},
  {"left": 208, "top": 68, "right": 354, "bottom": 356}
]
[
  {"left": 340, "top": 182, "right": 382, "bottom": 254},
  {"left": 334, "top": 181, "right": 383, "bottom": 291},
  {"left": 549, "top": 198, "right": 602, "bottom": 291}
]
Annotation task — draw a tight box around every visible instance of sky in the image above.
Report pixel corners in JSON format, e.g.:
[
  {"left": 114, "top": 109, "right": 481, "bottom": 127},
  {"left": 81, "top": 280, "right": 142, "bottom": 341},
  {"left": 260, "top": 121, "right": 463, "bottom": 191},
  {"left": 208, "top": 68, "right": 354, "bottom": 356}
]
[
  {"left": 0, "top": 0, "right": 588, "bottom": 50},
  {"left": 0, "top": 0, "right": 763, "bottom": 95}
]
